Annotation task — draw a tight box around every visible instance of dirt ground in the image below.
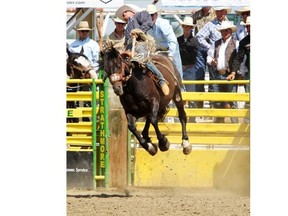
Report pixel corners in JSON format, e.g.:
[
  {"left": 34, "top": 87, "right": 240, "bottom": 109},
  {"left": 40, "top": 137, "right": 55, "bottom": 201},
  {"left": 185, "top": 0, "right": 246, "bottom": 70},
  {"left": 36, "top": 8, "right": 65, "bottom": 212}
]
[{"left": 67, "top": 187, "right": 250, "bottom": 216}]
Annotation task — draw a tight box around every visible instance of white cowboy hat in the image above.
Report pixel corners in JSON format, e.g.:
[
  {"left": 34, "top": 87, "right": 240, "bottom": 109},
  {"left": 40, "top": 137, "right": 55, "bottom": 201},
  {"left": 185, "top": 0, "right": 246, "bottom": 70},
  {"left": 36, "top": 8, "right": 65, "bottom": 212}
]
[
  {"left": 111, "top": 17, "right": 126, "bottom": 24},
  {"left": 216, "top": 21, "right": 237, "bottom": 32},
  {"left": 146, "top": 4, "right": 158, "bottom": 14},
  {"left": 234, "top": 6, "right": 250, "bottom": 15},
  {"left": 241, "top": 16, "right": 251, "bottom": 26},
  {"left": 179, "top": 16, "right": 195, "bottom": 27},
  {"left": 115, "top": 4, "right": 142, "bottom": 21},
  {"left": 214, "top": 6, "right": 232, "bottom": 14},
  {"left": 75, "top": 21, "right": 93, "bottom": 31}
]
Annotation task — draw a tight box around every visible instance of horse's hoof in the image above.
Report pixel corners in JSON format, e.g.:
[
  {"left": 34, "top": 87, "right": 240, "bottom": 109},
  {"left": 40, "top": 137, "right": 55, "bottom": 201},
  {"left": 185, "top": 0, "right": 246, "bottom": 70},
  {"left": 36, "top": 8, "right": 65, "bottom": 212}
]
[
  {"left": 147, "top": 143, "right": 158, "bottom": 156},
  {"left": 159, "top": 137, "right": 170, "bottom": 152},
  {"left": 183, "top": 146, "right": 192, "bottom": 155},
  {"left": 182, "top": 139, "right": 192, "bottom": 155}
]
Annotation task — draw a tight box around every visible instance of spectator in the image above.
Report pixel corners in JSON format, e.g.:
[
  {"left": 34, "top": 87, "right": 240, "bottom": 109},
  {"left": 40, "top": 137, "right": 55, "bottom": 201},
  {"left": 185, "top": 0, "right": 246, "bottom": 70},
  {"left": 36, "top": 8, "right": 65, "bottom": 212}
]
[
  {"left": 231, "top": 16, "right": 250, "bottom": 85},
  {"left": 69, "top": 21, "right": 99, "bottom": 79},
  {"left": 115, "top": 4, "right": 169, "bottom": 95},
  {"left": 195, "top": 7, "right": 231, "bottom": 108},
  {"left": 177, "top": 16, "right": 198, "bottom": 122},
  {"left": 234, "top": 7, "right": 250, "bottom": 41},
  {"left": 192, "top": 6, "right": 216, "bottom": 35},
  {"left": 231, "top": 16, "right": 250, "bottom": 123},
  {"left": 68, "top": 21, "right": 100, "bottom": 121},
  {"left": 105, "top": 17, "right": 126, "bottom": 52},
  {"left": 206, "top": 21, "right": 238, "bottom": 123},
  {"left": 233, "top": 6, "right": 250, "bottom": 111},
  {"left": 146, "top": 4, "right": 184, "bottom": 81}
]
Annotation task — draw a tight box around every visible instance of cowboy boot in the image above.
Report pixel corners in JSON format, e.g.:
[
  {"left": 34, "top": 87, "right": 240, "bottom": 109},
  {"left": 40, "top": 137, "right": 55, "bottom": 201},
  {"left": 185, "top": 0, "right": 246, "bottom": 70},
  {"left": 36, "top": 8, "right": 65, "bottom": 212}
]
[{"left": 146, "top": 61, "right": 169, "bottom": 95}]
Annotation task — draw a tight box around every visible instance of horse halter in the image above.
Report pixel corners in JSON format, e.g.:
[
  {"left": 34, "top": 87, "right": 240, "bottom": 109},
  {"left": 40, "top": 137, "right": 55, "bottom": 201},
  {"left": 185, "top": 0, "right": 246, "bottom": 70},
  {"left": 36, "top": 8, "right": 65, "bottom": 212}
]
[{"left": 68, "top": 61, "right": 93, "bottom": 79}]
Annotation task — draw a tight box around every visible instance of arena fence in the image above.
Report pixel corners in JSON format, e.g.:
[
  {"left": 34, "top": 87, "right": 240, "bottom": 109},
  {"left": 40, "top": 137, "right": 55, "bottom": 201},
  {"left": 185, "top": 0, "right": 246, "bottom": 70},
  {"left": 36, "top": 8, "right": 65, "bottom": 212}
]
[
  {"left": 66, "top": 78, "right": 250, "bottom": 192},
  {"left": 66, "top": 74, "right": 110, "bottom": 189}
]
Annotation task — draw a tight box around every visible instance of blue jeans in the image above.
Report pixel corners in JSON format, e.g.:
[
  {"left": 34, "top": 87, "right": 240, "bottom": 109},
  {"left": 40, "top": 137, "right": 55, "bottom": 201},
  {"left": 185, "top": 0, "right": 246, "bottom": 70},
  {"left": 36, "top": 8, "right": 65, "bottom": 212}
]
[
  {"left": 183, "top": 65, "right": 196, "bottom": 92},
  {"left": 194, "top": 47, "right": 207, "bottom": 93},
  {"left": 213, "top": 73, "right": 238, "bottom": 123}
]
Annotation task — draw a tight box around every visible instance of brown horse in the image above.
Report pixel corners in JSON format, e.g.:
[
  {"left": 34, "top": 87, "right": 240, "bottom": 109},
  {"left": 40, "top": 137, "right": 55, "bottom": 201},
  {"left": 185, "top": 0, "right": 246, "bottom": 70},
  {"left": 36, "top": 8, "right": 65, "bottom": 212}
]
[
  {"left": 66, "top": 47, "right": 94, "bottom": 123},
  {"left": 100, "top": 46, "right": 192, "bottom": 156}
]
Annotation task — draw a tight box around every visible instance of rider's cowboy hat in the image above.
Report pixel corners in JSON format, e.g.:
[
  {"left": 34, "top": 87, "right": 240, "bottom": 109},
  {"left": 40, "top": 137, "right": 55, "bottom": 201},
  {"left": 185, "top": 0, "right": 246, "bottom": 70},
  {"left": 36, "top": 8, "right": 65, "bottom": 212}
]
[
  {"left": 115, "top": 4, "right": 142, "bottom": 21},
  {"left": 179, "top": 16, "right": 195, "bottom": 27},
  {"left": 146, "top": 4, "right": 159, "bottom": 14},
  {"left": 214, "top": 6, "right": 232, "bottom": 14},
  {"left": 75, "top": 21, "right": 93, "bottom": 31},
  {"left": 111, "top": 17, "right": 126, "bottom": 24},
  {"left": 216, "top": 21, "right": 237, "bottom": 32},
  {"left": 234, "top": 6, "right": 250, "bottom": 15}
]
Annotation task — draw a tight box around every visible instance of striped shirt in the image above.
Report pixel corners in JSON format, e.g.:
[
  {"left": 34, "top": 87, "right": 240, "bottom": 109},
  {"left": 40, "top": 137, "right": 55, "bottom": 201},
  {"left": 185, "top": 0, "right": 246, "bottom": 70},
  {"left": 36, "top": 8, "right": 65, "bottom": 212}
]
[{"left": 196, "top": 18, "right": 229, "bottom": 50}]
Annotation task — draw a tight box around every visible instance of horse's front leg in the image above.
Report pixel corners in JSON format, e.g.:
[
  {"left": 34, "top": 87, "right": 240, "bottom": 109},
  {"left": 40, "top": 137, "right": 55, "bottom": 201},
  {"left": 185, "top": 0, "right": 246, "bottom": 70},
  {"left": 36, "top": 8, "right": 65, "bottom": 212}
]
[
  {"left": 149, "top": 101, "right": 170, "bottom": 152},
  {"left": 174, "top": 92, "right": 192, "bottom": 155},
  {"left": 126, "top": 114, "right": 157, "bottom": 156}
]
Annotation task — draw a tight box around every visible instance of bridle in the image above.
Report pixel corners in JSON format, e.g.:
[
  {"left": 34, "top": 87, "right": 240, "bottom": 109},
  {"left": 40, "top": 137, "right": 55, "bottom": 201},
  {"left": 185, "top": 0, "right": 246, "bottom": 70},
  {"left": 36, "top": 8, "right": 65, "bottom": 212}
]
[
  {"left": 108, "top": 55, "right": 132, "bottom": 85},
  {"left": 68, "top": 62, "right": 93, "bottom": 79}
]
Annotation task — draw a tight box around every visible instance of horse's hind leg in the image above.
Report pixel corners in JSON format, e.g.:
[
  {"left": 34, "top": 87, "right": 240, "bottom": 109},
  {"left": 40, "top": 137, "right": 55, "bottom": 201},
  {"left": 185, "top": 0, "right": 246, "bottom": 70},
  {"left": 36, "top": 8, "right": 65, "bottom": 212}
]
[
  {"left": 126, "top": 114, "right": 158, "bottom": 156},
  {"left": 173, "top": 87, "right": 192, "bottom": 155}
]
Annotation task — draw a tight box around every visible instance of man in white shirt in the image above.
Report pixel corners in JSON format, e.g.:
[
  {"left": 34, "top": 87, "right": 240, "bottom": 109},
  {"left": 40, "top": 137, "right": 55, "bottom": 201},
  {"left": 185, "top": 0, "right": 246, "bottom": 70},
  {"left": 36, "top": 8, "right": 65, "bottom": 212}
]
[
  {"left": 69, "top": 21, "right": 99, "bottom": 79},
  {"left": 206, "top": 21, "right": 238, "bottom": 123}
]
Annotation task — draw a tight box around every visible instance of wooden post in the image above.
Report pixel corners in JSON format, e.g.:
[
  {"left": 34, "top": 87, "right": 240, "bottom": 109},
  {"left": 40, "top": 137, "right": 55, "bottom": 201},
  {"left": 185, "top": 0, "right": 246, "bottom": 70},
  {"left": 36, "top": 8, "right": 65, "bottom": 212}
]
[{"left": 95, "top": 8, "right": 104, "bottom": 50}]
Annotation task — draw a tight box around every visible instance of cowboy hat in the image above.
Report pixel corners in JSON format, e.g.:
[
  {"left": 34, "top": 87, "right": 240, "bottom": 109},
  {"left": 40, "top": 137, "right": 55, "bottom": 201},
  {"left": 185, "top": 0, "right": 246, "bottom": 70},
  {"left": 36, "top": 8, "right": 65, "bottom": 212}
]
[
  {"left": 115, "top": 4, "right": 142, "bottom": 21},
  {"left": 216, "top": 21, "right": 237, "bottom": 32},
  {"left": 146, "top": 4, "right": 158, "bottom": 14},
  {"left": 179, "top": 16, "right": 195, "bottom": 27},
  {"left": 214, "top": 6, "right": 232, "bottom": 14},
  {"left": 75, "top": 21, "right": 92, "bottom": 31},
  {"left": 234, "top": 6, "right": 250, "bottom": 15},
  {"left": 241, "top": 16, "right": 251, "bottom": 26},
  {"left": 111, "top": 17, "right": 126, "bottom": 24}
]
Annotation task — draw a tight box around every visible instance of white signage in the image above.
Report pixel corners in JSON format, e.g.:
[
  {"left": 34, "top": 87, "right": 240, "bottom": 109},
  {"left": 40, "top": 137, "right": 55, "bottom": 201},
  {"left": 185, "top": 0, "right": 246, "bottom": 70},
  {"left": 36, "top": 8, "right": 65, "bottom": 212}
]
[
  {"left": 162, "top": 0, "right": 250, "bottom": 7},
  {"left": 66, "top": 0, "right": 124, "bottom": 8}
]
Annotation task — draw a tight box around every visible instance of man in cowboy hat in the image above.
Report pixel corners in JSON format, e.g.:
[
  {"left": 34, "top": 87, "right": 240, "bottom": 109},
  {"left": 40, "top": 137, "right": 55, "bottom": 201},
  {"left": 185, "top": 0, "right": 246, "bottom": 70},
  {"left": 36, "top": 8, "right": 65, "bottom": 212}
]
[
  {"left": 105, "top": 17, "right": 126, "bottom": 52},
  {"left": 233, "top": 6, "right": 250, "bottom": 81},
  {"left": 194, "top": 6, "right": 231, "bottom": 108},
  {"left": 231, "top": 16, "right": 250, "bottom": 90},
  {"left": 68, "top": 21, "right": 99, "bottom": 119},
  {"left": 115, "top": 4, "right": 170, "bottom": 95},
  {"left": 115, "top": 4, "right": 153, "bottom": 47},
  {"left": 69, "top": 21, "right": 99, "bottom": 78},
  {"left": 177, "top": 16, "right": 198, "bottom": 90},
  {"left": 206, "top": 20, "right": 238, "bottom": 123},
  {"left": 234, "top": 6, "right": 250, "bottom": 41},
  {"left": 177, "top": 16, "right": 198, "bottom": 121},
  {"left": 192, "top": 6, "right": 216, "bottom": 35},
  {"left": 146, "top": 4, "right": 184, "bottom": 82},
  {"left": 231, "top": 16, "right": 250, "bottom": 123}
]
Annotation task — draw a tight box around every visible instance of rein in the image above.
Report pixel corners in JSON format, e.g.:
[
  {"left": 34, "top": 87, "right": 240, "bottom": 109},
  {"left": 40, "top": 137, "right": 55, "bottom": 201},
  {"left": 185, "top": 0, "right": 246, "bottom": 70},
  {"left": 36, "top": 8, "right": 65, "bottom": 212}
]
[{"left": 152, "top": 60, "right": 179, "bottom": 83}]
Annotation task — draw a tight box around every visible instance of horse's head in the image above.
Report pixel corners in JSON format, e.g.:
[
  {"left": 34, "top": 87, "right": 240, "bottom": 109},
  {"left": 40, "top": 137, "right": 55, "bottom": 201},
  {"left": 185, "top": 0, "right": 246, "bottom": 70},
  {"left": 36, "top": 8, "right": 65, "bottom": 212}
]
[
  {"left": 101, "top": 46, "right": 131, "bottom": 96},
  {"left": 66, "top": 47, "right": 94, "bottom": 79}
]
